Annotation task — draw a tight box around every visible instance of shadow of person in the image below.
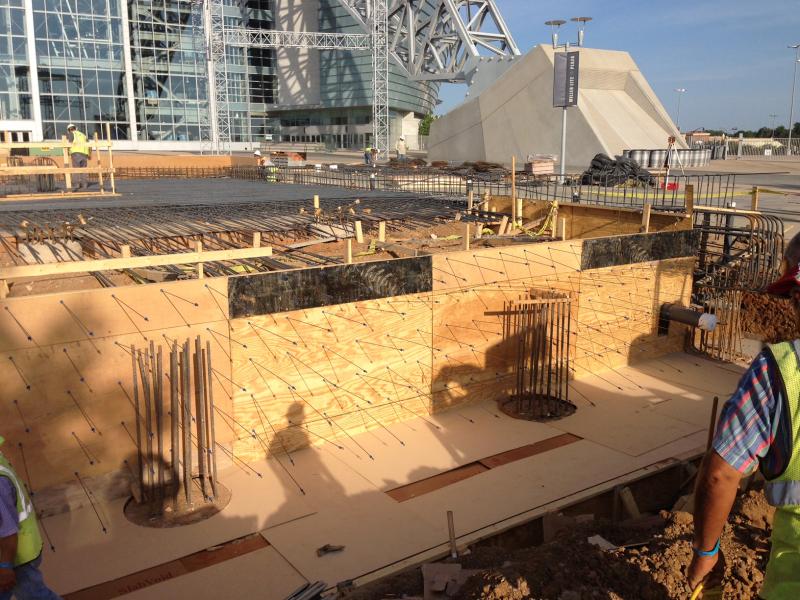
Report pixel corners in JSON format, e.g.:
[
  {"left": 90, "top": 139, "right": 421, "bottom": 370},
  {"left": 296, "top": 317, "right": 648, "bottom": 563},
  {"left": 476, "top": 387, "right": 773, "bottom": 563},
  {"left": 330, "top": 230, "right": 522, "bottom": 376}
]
[{"left": 264, "top": 402, "right": 348, "bottom": 510}]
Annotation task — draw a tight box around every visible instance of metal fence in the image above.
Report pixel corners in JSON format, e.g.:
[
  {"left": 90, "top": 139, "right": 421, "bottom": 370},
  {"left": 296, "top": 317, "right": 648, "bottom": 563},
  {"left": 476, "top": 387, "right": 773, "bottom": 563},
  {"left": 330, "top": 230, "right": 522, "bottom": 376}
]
[
  {"left": 726, "top": 137, "right": 800, "bottom": 160},
  {"left": 113, "top": 165, "right": 737, "bottom": 212}
]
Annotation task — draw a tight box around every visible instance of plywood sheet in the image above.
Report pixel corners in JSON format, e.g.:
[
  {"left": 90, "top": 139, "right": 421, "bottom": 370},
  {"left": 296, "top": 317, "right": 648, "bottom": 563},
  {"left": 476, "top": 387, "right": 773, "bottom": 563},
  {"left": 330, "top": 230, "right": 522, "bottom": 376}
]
[
  {"left": 327, "top": 402, "right": 561, "bottom": 491},
  {"left": 40, "top": 459, "right": 314, "bottom": 595},
  {"left": 229, "top": 293, "right": 435, "bottom": 463},
  {"left": 119, "top": 546, "right": 305, "bottom": 600},
  {"left": 261, "top": 489, "right": 444, "bottom": 587}
]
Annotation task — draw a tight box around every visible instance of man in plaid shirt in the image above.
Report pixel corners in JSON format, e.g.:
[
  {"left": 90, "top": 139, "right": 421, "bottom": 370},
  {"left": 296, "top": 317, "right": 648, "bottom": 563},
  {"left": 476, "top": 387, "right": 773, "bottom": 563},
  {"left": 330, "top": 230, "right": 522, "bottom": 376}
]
[{"left": 689, "top": 232, "right": 800, "bottom": 599}]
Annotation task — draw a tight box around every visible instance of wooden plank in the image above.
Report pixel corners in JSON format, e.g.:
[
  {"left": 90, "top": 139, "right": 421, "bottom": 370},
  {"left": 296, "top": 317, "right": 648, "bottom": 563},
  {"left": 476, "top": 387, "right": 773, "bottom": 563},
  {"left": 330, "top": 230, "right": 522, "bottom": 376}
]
[
  {"left": 641, "top": 203, "right": 652, "bottom": 233},
  {"left": 0, "top": 191, "right": 120, "bottom": 202},
  {"left": 0, "top": 166, "right": 115, "bottom": 175},
  {"left": 479, "top": 433, "right": 581, "bottom": 468},
  {"left": 355, "top": 221, "right": 364, "bottom": 244},
  {"left": 386, "top": 463, "right": 488, "bottom": 502},
  {"left": 0, "top": 246, "right": 275, "bottom": 279},
  {"left": 378, "top": 221, "right": 386, "bottom": 242}
]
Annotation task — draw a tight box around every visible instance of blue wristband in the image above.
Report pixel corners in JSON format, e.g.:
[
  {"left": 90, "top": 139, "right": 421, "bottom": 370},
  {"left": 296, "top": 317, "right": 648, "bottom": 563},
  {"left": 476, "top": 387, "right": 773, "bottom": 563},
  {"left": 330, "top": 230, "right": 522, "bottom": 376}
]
[
  {"left": 0, "top": 561, "right": 13, "bottom": 569},
  {"left": 693, "top": 539, "right": 720, "bottom": 557}
]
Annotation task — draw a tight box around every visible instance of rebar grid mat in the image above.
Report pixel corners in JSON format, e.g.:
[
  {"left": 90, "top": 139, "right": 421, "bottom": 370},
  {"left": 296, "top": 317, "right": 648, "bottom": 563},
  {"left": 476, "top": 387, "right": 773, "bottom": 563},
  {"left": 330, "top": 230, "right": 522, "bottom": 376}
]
[
  {"left": 124, "top": 335, "right": 229, "bottom": 527},
  {"left": 693, "top": 208, "right": 784, "bottom": 291},
  {"left": 108, "top": 166, "right": 738, "bottom": 211},
  {"left": 499, "top": 290, "right": 576, "bottom": 421},
  {"left": 0, "top": 194, "right": 465, "bottom": 245}
]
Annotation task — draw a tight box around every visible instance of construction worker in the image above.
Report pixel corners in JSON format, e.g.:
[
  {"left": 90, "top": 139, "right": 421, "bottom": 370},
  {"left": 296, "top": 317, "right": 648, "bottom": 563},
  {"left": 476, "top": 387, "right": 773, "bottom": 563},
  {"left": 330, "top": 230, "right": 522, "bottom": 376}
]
[
  {"left": 688, "top": 230, "right": 800, "bottom": 599},
  {"left": 66, "top": 124, "right": 89, "bottom": 191},
  {"left": 364, "top": 145, "right": 372, "bottom": 165},
  {"left": 395, "top": 136, "right": 407, "bottom": 162},
  {"left": 254, "top": 150, "right": 265, "bottom": 178},
  {"left": 0, "top": 436, "right": 60, "bottom": 599}
]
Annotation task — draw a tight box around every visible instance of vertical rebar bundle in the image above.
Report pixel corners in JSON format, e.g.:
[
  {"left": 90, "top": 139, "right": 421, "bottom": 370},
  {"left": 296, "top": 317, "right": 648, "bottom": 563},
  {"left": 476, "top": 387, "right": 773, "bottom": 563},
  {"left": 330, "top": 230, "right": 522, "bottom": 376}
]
[
  {"left": 693, "top": 286, "right": 744, "bottom": 363},
  {"left": 500, "top": 290, "right": 576, "bottom": 421},
  {"left": 128, "top": 335, "right": 222, "bottom": 525}
]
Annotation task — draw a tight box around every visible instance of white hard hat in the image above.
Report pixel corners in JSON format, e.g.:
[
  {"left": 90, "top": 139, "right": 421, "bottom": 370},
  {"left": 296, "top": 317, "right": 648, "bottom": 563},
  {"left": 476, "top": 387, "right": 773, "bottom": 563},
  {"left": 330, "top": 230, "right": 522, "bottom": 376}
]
[
  {"left": 399, "top": 136, "right": 404, "bottom": 140},
  {"left": 67, "top": 123, "right": 76, "bottom": 130},
  {"left": 253, "top": 150, "right": 261, "bottom": 156}
]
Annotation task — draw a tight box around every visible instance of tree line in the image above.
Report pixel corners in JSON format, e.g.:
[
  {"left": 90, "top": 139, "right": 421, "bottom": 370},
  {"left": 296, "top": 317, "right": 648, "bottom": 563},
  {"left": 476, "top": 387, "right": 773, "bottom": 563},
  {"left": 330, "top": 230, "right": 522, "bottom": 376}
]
[{"left": 703, "top": 122, "right": 800, "bottom": 138}]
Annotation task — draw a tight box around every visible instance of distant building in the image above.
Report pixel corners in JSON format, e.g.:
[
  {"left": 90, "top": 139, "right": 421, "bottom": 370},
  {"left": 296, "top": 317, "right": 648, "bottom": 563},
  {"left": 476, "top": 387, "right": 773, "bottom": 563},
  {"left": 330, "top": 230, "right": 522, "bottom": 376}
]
[
  {"left": 428, "top": 45, "right": 687, "bottom": 167},
  {"left": 0, "top": 0, "right": 436, "bottom": 150}
]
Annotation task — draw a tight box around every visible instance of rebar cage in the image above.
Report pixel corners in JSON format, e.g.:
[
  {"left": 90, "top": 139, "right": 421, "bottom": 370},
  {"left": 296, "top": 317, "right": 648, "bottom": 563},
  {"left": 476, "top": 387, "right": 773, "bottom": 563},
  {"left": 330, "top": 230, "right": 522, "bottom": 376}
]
[{"left": 500, "top": 289, "right": 576, "bottom": 421}]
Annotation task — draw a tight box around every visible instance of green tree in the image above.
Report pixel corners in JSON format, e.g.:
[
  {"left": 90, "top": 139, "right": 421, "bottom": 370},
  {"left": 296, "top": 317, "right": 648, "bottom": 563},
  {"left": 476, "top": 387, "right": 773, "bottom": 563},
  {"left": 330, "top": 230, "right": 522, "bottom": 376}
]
[{"left": 418, "top": 114, "right": 437, "bottom": 136}]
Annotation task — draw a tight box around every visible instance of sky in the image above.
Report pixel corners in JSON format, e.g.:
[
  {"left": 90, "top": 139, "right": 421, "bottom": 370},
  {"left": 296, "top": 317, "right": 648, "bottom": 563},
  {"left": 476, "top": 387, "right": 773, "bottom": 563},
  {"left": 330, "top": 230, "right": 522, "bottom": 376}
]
[{"left": 434, "top": 0, "right": 800, "bottom": 132}]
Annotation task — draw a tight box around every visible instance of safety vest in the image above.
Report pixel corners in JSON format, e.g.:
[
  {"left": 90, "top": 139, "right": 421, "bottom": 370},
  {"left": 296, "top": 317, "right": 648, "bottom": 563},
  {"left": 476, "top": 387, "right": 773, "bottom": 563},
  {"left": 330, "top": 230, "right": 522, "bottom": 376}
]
[
  {"left": 0, "top": 451, "right": 43, "bottom": 566},
  {"left": 760, "top": 341, "right": 800, "bottom": 599},
  {"left": 69, "top": 130, "right": 90, "bottom": 156}
]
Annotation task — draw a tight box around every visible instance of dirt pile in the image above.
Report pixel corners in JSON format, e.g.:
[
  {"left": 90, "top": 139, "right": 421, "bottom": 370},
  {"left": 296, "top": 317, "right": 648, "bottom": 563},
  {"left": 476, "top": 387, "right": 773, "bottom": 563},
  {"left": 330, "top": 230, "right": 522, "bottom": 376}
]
[
  {"left": 740, "top": 292, "right": 797, "bottom": 343},
  {"left": 346, "top": 489, "right": 774, "bottom": 600}
]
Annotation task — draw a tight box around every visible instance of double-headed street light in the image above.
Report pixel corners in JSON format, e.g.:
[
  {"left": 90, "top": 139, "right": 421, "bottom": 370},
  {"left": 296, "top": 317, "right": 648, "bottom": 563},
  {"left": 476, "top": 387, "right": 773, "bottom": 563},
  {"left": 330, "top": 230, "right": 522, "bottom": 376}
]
[{"left": 546, "top": 17, "right": 592, "bottom": 181}]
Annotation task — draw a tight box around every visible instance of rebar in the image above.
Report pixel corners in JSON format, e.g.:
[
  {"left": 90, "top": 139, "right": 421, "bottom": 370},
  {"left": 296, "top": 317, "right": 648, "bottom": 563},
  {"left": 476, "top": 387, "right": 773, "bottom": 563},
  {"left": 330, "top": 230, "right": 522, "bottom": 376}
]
[{"left": 501, "top": 290, "right": 575, "bottom": 421}]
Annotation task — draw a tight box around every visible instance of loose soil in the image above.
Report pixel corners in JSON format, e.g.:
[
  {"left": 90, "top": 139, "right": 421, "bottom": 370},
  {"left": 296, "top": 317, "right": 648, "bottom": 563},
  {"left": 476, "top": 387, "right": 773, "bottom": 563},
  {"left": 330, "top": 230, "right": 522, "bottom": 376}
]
[
  {"left": 740, "top": 292, "right": 798, "bottom": 343},
  {"left": 345, "top": 489, "right": 773, "bottom": 600}
]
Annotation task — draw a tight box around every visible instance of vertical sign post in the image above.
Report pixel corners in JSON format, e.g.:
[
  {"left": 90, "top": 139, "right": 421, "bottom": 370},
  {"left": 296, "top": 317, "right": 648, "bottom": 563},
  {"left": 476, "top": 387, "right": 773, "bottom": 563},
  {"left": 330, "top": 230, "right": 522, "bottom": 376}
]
[{"left": 553, "top": 50, "right": 580, "bottom": 183}]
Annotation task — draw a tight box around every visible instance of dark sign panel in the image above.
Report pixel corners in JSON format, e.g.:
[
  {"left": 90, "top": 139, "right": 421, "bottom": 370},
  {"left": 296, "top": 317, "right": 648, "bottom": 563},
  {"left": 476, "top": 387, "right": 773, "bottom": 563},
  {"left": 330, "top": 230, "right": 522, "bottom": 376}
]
[{"left": 553, "top": 51, "right": 580, "bottom": 108}]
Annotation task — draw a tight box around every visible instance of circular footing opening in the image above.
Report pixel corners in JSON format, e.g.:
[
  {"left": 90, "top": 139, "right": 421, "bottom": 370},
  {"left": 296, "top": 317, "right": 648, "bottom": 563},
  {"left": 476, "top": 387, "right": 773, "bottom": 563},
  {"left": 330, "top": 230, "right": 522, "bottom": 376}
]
[
  {"left": 124, "top": 482, "right": 232, "bottom": 528},
  {"left": 499, "top": 394, "right": 576, "bottom": 422}
]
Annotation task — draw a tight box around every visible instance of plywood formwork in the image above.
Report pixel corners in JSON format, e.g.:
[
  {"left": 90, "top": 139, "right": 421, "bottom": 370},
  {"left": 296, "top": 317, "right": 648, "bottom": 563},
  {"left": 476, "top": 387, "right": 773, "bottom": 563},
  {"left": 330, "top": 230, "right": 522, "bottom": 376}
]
[
  {"left": 0, "top": 230, "right": 698, "bottom": 498},
  {"left": 0, "top": 278, "right": 233, "bottom": 491}
]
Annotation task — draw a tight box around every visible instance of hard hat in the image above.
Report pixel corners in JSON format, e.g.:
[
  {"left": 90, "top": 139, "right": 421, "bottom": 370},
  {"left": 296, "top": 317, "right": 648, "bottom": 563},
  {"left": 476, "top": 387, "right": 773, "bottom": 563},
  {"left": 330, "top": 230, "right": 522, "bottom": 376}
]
[
  {"left": 399, "top": 136, "right": 404, "bottom": 140},
  {"left": 67, "top": 123, "right": 76, "bottom": 130},
  {"left": 253, "top": 150, "right": 261, "bottom": 156}
]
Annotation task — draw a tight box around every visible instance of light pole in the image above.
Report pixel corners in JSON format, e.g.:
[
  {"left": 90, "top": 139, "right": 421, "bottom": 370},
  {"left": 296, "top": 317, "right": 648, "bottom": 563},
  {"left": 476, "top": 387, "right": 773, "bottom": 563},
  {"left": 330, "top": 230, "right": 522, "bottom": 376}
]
[
  {"left": 789, "top": 44, "right": 800, "bottom": 154},
  {"left": 674, "top": 88, "right": 686, "bottom": 132},
  {"left": 546, "top": 17, "right": 591, "bottom": 182},
  {"left": 769, "top": 113, "right": 778, "bottom": 138}
]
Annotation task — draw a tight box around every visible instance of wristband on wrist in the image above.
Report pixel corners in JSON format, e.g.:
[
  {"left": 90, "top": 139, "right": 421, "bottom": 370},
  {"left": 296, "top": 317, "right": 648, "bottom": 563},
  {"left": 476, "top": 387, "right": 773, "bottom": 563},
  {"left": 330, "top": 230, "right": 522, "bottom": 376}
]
[
  {"left": 693, "top": 539, "right": 720, "bottom": 557},
  {"left": 0, "top": 561, "right": 14, "bottom": 569}
]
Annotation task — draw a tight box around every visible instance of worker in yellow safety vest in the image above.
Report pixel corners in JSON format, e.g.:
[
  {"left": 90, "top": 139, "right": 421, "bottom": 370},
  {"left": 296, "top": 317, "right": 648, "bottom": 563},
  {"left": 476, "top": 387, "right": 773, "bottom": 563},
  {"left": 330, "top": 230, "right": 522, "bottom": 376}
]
[
  {"left": 66, "top": 124, "right": 90, "bottom": 192},
  {"left": 0, "top": 435, "right": 60, "bottom": 599},
  {"left": 688, "top": 230, "right": 800, "bottom": 599}
]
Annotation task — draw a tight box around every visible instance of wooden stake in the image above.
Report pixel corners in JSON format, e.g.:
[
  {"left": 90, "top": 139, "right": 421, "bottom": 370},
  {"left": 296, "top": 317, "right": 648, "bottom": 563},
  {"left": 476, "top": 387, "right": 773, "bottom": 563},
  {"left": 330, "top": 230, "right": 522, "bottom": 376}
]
[
  {"left": 94, "top": 132, "right": 104, "bottom": 191},
  {"left": 619, "top": 486, "right": 641, "bottom": 519},
  {"left": 551, "top": 206, "right": 558, "bottom": 237},
  {"left": 313, "top": 194, "right": 320, "bottom": 209},
  {"left": 557, "top": 217, "right": 567, "bottom": 240},
  {"left": 482, "top": 191, "right": 490, "bottom": 211},
  {"left": 378, "top": 221, "right": 386, "bottom": 242},
  {"left": 345, "top": 239, "right": 353, "bottom": 264},
  {"left": 354, "top": 220, "right": 364, "bottom": 243},
  {"left": 684, "top": 184, "right": 694, "bottom": 217},
  {"left": 61, "top": 135, "right": 72, "bottom": 190},
  {"left": 447, "top": 510, "right": 458, "bottom": 559},
  {"left": 467, "top": 190, "right": 474, "bottom": 212},
  {"left": 475, "top": 222, "right": 483, "bottom": 239},
  {"left": 498, "top": 215, "right": 509, "bottom": 236},
  {"left": 641, "top": 203, "right": 652, "bottom": 233},
  {"left": 464, "top": 224, "right": 471, "bottom": 250},
  {"left": 511, "top": 156, "right": 517, "bottom": 226},
  {"left": 195, "top": 241, "right": 204, "bottom": 279},
  {"left": 120, "top": 244, "right": 131, "bottom": 258},
  {"left": 751, "top": 186, "right": 760, "bottom": 211},
  {"left": 253, "top": 231, "right": 261, "bottom": 248}
]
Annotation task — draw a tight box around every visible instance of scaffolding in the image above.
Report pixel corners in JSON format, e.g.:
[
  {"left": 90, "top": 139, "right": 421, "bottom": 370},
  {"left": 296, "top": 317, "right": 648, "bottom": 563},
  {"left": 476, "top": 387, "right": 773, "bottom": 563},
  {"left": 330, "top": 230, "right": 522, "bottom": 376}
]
[{"left": 192, "top": 0, "right": 520, "bottom": 155}]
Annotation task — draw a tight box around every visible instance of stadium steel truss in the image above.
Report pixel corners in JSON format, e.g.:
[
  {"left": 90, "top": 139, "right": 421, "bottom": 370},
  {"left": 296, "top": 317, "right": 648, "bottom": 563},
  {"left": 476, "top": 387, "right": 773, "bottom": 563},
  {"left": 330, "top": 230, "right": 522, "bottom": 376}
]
[{"left": 192, "top": 0, "right": 520, "bottom": 155}]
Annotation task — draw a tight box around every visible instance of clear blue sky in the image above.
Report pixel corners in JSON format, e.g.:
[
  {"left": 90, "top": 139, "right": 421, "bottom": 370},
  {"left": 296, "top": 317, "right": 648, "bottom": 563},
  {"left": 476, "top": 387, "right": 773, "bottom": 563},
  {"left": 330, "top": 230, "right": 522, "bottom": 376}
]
[{"left": 435, "top": 0, "right": 800, "bottom": 132}]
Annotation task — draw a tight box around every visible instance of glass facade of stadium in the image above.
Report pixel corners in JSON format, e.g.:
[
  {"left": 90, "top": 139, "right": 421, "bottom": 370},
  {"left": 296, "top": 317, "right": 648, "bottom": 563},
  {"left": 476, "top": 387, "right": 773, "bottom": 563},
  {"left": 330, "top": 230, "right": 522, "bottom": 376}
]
[{"left": 0, "top": 0, "right": 437, "bottom": 149}]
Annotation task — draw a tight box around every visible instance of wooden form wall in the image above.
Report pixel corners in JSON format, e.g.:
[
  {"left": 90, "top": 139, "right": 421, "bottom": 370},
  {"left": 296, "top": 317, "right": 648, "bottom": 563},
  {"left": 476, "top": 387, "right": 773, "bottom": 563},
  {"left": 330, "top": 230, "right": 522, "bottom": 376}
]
[
  {"left": 489, "top": 195, "right": 691, "bottom": 238},
  {"left": 0, "top": 235, "right": 694, "bottom": 487},
  {"left": 0, "top": 278, "right": 233, "bottom": 491}
]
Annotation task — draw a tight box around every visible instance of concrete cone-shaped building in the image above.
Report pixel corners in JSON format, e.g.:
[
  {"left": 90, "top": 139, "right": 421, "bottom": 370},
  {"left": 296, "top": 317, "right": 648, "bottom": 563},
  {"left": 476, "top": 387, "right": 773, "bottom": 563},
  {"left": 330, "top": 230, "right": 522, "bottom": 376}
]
[{"left": 428, "top": 45, "right": 686, "bottom": 168}]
